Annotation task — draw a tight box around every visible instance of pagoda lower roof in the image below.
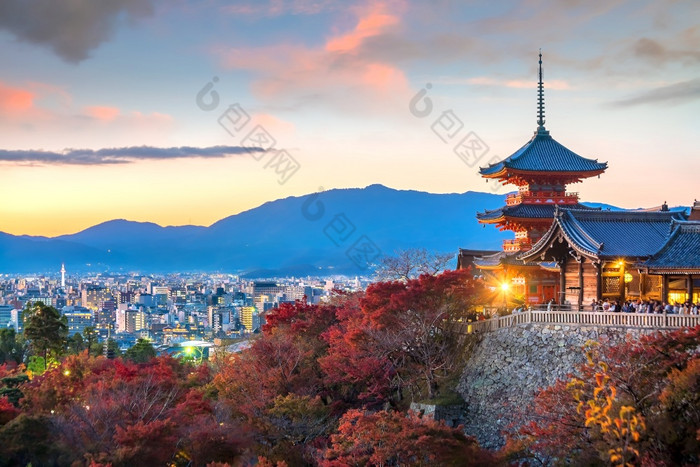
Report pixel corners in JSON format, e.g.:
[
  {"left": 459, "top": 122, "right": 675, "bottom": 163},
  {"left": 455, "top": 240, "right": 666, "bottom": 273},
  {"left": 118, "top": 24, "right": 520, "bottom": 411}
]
[
  {"left": 477, "top": 202, "right": 596, "bottom": 223},
  {"left": 479, "top": 128, "right": 607, "bottom": 179}
]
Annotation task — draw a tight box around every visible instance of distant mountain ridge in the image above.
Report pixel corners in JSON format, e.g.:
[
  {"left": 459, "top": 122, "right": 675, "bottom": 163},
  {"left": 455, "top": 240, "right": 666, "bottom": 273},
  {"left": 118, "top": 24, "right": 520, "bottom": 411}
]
[{"left": 0, "top": 185, "right": 678, "bottom": 275}]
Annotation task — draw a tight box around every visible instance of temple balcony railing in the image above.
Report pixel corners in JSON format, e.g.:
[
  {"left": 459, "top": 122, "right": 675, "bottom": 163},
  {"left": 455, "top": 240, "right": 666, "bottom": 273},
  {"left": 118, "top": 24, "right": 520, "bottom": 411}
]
[
  {"left": 461, "top": 309, "right": 700, "bottom": 334},
  {"left": 505, "top": 191, "right": 579, "bottom": 206}
]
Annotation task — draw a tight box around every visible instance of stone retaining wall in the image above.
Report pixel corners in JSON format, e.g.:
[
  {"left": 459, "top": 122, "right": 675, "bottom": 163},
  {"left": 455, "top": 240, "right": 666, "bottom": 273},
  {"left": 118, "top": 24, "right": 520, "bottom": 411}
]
[{"left": 456, "top": 323, "right": 653, "bottom": 449}]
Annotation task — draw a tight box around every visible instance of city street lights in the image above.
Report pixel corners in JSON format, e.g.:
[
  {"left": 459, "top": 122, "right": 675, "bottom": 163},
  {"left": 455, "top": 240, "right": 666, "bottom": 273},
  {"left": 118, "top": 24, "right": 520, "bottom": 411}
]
[{"left": 184, "top": 346, "right": 203, "bottom": 364}]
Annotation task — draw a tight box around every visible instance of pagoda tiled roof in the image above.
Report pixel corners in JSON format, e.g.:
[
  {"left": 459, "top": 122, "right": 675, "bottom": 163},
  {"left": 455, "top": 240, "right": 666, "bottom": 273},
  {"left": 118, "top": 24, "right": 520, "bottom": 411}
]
[
  {"left": 479, "top": 129, "right": 608, "bottom": 177},
  {"left": 476, "top": 202, "right": 596, "bottom": 222},
  {"left": 641, "top": 220, "right": 700, "bottom": 272},
  {"left": 521, "top": 207, "right": 688, "bottom": 261}
]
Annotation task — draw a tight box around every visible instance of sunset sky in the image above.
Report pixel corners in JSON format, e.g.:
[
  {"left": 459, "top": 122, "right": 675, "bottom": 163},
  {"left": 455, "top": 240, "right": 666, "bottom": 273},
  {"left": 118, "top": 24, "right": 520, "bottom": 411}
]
[{"left": 1, "top": 0, "right": 698, "bottom": 236}]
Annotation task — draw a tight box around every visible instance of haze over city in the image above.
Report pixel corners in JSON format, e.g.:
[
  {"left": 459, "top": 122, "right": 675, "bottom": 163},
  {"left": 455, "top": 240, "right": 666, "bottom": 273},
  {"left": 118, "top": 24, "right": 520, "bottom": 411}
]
[{"left": 1, "top": 0, "right": 698, "bottom": 237}]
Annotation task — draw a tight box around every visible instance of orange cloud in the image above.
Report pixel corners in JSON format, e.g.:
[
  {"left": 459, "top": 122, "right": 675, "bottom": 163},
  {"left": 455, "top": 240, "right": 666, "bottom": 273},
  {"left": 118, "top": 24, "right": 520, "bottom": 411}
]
[
  {"left": 0, "top": 80, "right": 175, "bottom": 149},
  {"left": 86, "top": 106, "right": 120, "bottom": 121},
  {"left": 326, "top": 7, "right": 399, "bottom": 53},
  {"left": 252, "top": 113, "right": 295, "bottom": 136},
  {"left": 0, "top": 82, "right": 35, "bottom": 114},
  {"left": 216, "top": 2, "right": 410, "bottom": 111}
]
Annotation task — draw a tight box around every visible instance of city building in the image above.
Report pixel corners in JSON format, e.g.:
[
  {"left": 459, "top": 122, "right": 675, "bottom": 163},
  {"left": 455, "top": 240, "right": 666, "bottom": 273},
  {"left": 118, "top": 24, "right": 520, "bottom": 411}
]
[
  {"left": 0, "top": 305, "right": 14, "bottom": 329},
  {"left": 82, "top": 286, "right": 114, "bottom": 310},
  {"left": 240, "top": 306, "right": 262, "bottom": 332},
  {"left": 62, "top": 306, "right": 94, "bottom": 336}
]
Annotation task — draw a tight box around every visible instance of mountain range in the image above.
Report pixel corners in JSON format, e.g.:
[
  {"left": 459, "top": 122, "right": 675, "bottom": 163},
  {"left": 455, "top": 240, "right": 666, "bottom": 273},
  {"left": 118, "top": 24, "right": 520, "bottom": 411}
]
[{"left": 0, "top": 184, "right": 679, "bottom": 276}]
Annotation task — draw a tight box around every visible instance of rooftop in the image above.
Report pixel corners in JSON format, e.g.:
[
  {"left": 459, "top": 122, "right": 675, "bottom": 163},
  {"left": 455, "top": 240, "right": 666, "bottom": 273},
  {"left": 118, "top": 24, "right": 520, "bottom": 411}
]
[
  {"left": 641, "top": 220, "right": 700, "bottom": 272},
  {"left": 479, "top": 52, "right": 607, "bottom": 181},
  {"left": 476, "top": 202, "right": 597, "bottom": 223},
  {"left": 479, "top": 130, "right": 608, "bottom": 178},
  {"left": 521, "top": 207, "right": 688, "bottom": 261}
]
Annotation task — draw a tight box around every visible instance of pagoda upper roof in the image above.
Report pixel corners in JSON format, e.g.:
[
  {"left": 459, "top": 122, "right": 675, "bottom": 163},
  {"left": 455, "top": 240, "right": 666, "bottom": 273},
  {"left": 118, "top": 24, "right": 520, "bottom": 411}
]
[
  {"left": 640, "top": 220, "right": 700, "bottom": 272},
  {"left": 477, "top": 202, "right": 596, "bottom": 223},
  {"left": 479, "top": 128, "right": 608, "bottom": 179},
  {"left": 520, "top": 207, "right": 688, "bottom": 262}
]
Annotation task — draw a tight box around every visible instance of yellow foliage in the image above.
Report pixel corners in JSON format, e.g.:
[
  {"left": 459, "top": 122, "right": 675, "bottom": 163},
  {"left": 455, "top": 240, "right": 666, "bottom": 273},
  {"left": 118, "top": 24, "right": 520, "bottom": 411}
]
[{"left": 569, "top": 343, "right": 645, "bottom": 467}]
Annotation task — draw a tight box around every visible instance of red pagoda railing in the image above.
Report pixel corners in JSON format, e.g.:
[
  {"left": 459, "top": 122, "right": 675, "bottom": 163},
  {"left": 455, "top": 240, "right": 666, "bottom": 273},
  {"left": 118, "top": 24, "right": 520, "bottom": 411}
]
[
  {"left": 503, "top": 239, "right": 532, "bottom": 252},
  {"left": 506, "top": 191, "right": 579, "bottom": 206}
]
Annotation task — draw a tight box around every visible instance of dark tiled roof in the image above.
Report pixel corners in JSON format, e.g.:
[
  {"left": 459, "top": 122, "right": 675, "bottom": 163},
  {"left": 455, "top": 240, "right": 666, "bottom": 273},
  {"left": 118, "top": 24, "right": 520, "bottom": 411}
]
[
  {"left": 473, "top": 251, "right": 541, "bottom": 269},
  {"left": 642, "top": 220, "right": 700, "bottom": 270},
  {"left": 521, "top": 207, "right": 688, "bottom": 261},
  {"left": 476, "top": 203, "right": 595, "bottom": 222},
  {"left": 480, "top": 129, "right": 608, "bottom": 176}
]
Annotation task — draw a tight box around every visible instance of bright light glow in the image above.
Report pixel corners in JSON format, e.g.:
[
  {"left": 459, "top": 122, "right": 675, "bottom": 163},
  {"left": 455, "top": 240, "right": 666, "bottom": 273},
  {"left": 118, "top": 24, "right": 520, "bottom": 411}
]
[
  {"left": 184, "top": 347, "right": 193, "bottom": 354},
  {"left": 500, "top": 282, "right": 510, "bottom": 292},
  {"left": 63, "top": 370, "right": 70, "bottom": 376}
]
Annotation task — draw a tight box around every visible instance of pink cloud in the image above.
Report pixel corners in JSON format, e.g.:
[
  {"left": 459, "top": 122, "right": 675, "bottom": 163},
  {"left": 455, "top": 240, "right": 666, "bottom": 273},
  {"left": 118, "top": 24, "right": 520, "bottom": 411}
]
[
  {"left": 0, "top": 82, "right": 35, "bottom": 114},
  {"left": 0, "top": 80, "right": 174, "bottom": 148},
  {"left": 215, "top": 2, "right": 411, "bottom": 111},
  {"left": 325, "top": 7, "right": 399, "bottom": 53},
  {"left": 86, "top": 105, "right": 120, "bottom": 121},
  {"left": 252, "top": 112, "right": 295, "bottom": 136}
]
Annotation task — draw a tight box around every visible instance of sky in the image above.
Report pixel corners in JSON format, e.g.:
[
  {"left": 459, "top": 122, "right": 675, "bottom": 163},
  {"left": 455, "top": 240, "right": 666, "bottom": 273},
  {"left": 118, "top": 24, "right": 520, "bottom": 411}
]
[{"left": 0, "top": 0, "right": 698, "bottom": 236}]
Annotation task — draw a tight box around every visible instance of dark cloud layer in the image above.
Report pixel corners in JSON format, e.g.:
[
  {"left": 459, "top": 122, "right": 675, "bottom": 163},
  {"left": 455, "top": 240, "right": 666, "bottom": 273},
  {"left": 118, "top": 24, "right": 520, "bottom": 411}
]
[
  {"left": 0, "top": 0, "right": 154, "bottom": 63},
  {"left": 0, "top": 145, "right": 263, "bottom": 165},
  {"left": 610, "top": 78, "right": 700, "bottom": 107}
]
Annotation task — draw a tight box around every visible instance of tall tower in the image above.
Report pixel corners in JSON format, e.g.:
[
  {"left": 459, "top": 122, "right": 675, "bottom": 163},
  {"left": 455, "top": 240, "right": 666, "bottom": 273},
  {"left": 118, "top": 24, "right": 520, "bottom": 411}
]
[
  {"left": 473, "top": 51, "right": 608, "bottom": 304},
  {"left": 61, "top": 263, "right": 66, "bottom": 288}
]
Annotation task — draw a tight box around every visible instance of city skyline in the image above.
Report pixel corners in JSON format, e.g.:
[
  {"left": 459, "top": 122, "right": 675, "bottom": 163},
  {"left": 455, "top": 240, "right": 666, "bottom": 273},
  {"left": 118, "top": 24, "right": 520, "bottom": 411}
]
[{"left": 1, "top": 0, "right": 698, "bottom": 236}]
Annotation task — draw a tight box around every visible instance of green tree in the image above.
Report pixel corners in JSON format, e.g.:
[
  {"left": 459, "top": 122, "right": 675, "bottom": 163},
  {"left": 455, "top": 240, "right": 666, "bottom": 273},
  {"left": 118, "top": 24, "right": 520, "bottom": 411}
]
[
  {"left": 82, "top": 326, "right": 99, "bottom": 356},
  {"left": 0, "top": 329, "right": 26, "bottom": 365},
  {"left": 22, "top": 302, "right": 68, "bottom": 371},
  {"left": 124, "top": 338, "right": 156, "bottom": 363},
  {"left": 66, "top": 333, "right": 85, "bottom": 355}
]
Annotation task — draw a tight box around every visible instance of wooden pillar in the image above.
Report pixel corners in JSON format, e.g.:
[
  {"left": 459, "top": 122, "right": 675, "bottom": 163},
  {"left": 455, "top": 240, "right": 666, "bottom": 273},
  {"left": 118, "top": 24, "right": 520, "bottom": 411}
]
[
  {"left": 559, "top": 258, "right": 566, "bottom": 305},
  {"left": 620, "top": 262, "right": 626, "bottom": 303},
  {"left": 595, "top": 262, "right": 602, "bottom": 301},
  {"left": 662, "top": 275, "right": 669, "bottom": 303},
  {"left": 577, "top": 259, "right": 584, "bottom": 310},
  {"left": 523, "top": 274, "right": 530, "bottom": 306},
  {"left": 688, "top": 274, "right": 693, "bottom": 303}
]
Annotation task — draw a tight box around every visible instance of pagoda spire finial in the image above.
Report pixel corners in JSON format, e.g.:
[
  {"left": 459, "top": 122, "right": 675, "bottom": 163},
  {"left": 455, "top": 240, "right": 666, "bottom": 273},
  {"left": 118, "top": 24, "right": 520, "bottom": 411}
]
[{"left": 537, "top": 49, "right": 546, "bottom": 132}]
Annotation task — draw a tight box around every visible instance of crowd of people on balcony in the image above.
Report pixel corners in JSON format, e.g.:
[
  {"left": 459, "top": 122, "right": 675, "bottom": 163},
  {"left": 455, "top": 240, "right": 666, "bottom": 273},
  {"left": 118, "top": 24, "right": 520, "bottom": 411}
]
[{"left": 589, "top": 298, "right": 699, "bottom": 315}]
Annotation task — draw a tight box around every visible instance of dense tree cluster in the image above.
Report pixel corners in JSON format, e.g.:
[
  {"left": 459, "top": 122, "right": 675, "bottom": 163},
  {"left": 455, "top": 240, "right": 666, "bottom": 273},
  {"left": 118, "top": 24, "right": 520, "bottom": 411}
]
[
  {"left": 1, "top": 277, "right": 698, "bottom": 465},
  {"left": 212, "top": 269, "right": 487, "bottom": 464}
]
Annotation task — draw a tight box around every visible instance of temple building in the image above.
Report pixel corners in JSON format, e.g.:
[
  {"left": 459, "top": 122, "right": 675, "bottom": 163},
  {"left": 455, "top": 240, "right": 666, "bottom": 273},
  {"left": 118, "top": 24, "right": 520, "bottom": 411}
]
[
  {"left": 519, "top": 207, "right": 688, "bottom": 307},
  {"left": 470, "top": 53, "right": 608, "bottom": 304},
  {"left": 637, "top": 219, "right": 700, "bottom": 304}
]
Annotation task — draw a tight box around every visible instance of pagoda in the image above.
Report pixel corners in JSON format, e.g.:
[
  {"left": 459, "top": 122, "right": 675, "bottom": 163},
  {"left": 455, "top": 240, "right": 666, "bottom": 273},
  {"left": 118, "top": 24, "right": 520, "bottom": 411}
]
[{"left": 473, "top": 52, "right": 608, "bottom": 305}]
